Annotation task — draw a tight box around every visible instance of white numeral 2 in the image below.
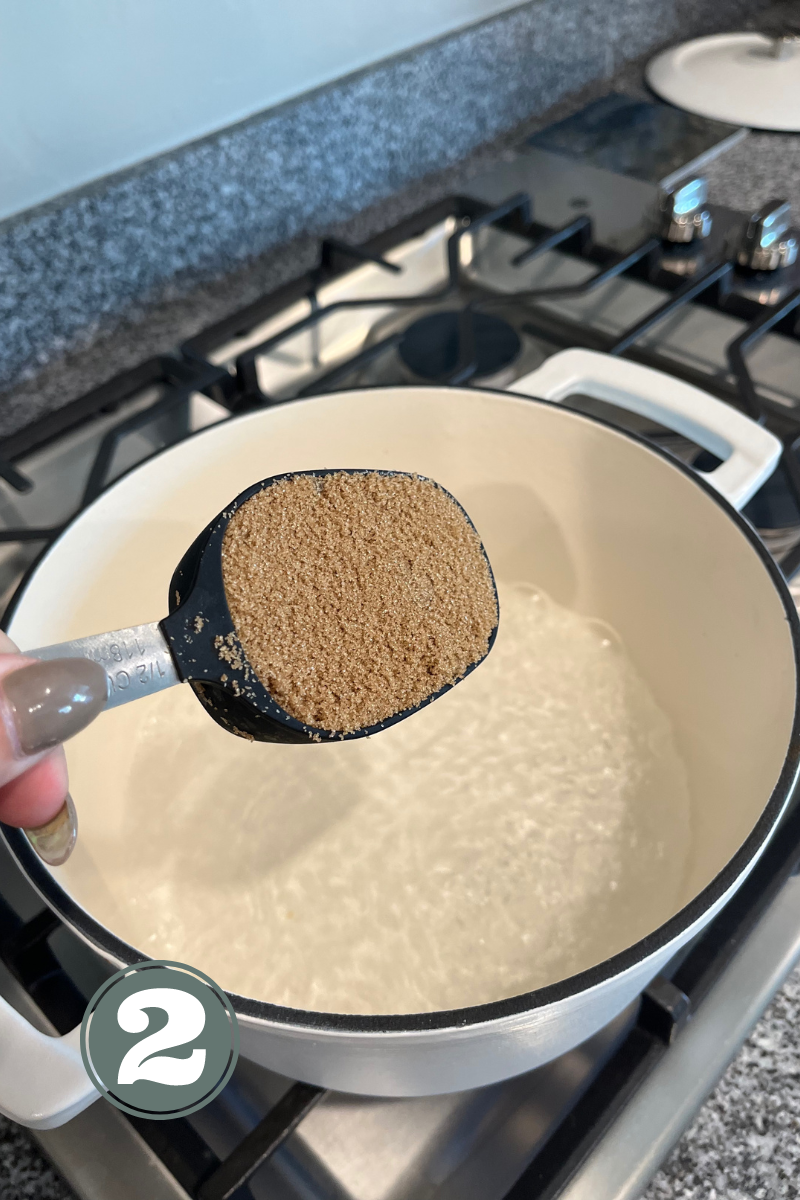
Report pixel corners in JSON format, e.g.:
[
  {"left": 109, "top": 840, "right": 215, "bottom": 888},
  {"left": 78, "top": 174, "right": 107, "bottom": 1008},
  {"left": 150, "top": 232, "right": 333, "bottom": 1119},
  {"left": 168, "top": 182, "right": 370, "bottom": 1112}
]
[{"left": 117, "top": 987, "right": 206, "bottom": 1086}]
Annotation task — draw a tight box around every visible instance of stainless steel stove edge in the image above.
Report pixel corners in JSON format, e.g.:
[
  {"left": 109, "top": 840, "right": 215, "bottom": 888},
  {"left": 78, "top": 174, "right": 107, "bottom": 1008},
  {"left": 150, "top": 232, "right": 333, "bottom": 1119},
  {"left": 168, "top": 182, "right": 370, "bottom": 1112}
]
[
  {"left": 556, "top": 872, "right": 800, "bottom": 1200},
  {"left": 33, "top": 1099, "right": 192, "bottom": 1200}
]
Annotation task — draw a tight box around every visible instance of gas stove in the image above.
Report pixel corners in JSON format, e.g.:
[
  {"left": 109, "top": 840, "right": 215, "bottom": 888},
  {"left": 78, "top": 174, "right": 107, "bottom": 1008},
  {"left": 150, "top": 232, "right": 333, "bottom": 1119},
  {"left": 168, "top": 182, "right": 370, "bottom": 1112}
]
[{"left": 4, "top": 95, "right": 800, "bottom": 1200}]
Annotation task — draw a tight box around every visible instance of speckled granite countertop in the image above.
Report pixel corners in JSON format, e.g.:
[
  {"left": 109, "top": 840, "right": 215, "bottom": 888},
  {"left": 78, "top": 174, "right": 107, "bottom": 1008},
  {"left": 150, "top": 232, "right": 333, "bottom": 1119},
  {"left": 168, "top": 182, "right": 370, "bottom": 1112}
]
[
  {"left": 703, "top": 130, "right": 800, "bottom": 217},
  {"left": 6, "top": 18, "right": 800, "bottom": 1200},
  {"left": 645, "top": 970, "right": 800, "bottom": 1199},
  {"left": 12, "top": 65, "right": 800, "bottom": 450},
  {"left": 0, "top": 0, "right": 779, "bottom": 441}
]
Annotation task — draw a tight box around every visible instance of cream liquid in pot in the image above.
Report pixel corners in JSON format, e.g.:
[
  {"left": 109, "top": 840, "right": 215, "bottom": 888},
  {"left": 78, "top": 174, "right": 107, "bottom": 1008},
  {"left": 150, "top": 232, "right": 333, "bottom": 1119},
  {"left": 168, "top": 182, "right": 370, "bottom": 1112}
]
[{"left": 59, "top": 582, "right": 692, "bottom": 1014}]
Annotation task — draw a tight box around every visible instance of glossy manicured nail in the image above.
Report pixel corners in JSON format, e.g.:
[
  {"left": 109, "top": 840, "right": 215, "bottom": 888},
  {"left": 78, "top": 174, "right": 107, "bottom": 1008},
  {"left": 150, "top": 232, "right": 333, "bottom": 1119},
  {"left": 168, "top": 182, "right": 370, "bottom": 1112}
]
[
  {"left": 3, "top": 658, "right": 107, "bottom": 756},
  {"left": 26, "top": 792, "right": 78, "bottom": 866}
]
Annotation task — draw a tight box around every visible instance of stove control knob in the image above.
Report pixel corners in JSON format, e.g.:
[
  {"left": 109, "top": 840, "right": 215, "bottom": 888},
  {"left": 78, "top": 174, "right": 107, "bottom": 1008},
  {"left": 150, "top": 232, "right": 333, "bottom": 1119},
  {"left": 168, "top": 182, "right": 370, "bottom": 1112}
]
[
  {"left": 737, "top": 199, "right": 799, "bottom": 271},
  {"left": 659, "top": 177, "right": 712, "bottom": 244}
]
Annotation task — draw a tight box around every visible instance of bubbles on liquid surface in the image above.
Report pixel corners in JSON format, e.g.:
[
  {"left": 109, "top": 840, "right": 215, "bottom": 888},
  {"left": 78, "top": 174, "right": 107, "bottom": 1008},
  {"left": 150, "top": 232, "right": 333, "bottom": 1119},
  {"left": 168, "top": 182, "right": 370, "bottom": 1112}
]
[
  {"left": 584, "top": 616, "right": 625, "bottom": 653},
  {"left": 62, "top": 583, "right": 693, "bottom": 1014}
]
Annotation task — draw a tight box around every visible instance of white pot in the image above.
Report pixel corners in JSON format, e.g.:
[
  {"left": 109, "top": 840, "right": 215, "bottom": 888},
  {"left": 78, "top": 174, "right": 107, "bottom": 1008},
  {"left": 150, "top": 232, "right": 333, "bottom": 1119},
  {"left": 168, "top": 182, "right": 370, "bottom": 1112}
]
[{"left": 1, "top": 350, "right": 798, "bottom": 1128}]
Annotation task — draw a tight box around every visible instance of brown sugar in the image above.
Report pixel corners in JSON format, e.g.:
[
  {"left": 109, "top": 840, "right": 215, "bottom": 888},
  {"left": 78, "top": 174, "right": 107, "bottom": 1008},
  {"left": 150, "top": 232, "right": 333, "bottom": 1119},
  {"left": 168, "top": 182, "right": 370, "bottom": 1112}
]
[{"left": 220, "top": 471, "right": 498, "bottom": 733}]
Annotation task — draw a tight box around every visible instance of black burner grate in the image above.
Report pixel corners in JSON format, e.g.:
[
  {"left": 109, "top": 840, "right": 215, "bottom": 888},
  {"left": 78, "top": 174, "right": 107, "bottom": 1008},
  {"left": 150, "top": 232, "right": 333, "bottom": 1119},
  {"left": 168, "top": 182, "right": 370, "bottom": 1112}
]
[
  {"left": 181, "top": 190, "right": 800, "bottom": 578},
  {"left": 0, "top": 356, "right": 228, "bottom": 553}
]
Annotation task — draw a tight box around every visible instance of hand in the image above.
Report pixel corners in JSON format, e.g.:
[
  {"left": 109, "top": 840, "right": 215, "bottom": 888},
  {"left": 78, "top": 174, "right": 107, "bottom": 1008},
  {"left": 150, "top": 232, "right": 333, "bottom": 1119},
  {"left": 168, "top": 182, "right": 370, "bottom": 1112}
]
[{"left": 0, "top": 632, "right": 106, "bottom": 865}]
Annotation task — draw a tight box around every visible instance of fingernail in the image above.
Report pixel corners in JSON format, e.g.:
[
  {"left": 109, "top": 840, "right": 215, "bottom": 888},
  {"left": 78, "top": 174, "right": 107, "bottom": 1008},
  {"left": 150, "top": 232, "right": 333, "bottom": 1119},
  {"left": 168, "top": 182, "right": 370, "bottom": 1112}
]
[
  {"left": 3, "top": 658, "right": 107, "bottom": 757},
  {"left": 26, "top": 792, "right": 77, "bottom": 866}
]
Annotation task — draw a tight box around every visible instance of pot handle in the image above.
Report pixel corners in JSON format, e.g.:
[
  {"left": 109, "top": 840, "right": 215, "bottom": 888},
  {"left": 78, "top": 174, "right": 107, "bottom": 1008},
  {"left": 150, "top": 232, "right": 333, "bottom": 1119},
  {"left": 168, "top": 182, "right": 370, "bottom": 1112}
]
[
  {"left": 0, "top": 993, "right": 98, "bottom": 1128},
  {"left": 510, "top": 348, "right": 781, "bottom": 511}
]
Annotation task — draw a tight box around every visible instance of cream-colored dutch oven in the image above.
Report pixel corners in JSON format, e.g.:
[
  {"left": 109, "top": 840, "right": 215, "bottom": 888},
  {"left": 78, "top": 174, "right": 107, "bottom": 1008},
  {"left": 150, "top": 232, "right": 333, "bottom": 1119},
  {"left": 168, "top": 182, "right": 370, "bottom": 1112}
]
[{"left": 1, "top": 349, "right": 798, "bottom": 1128}]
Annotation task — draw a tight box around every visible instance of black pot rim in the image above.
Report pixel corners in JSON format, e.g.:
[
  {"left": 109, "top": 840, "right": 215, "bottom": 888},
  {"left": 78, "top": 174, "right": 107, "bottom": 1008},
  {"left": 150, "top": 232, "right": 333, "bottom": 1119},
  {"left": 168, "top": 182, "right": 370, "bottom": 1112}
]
[{"left": 3, "top": 382, "right": 800, "bottom": 1035}]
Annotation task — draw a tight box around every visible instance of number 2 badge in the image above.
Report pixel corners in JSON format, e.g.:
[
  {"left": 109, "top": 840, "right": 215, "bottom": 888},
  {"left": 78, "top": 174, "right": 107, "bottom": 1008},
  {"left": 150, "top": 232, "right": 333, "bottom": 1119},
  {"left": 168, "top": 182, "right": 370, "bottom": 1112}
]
[{"left": 80, "top": 960, "right": 239, "bottom": 1119}]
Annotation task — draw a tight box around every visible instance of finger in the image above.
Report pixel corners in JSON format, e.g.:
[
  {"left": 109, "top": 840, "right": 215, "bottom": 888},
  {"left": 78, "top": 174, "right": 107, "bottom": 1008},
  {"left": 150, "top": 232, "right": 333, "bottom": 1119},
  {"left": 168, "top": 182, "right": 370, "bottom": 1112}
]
[
  {"left": 18, "top": 788, "right": 77, "bottom": 868},
  {"left": 0, "top": 657, "right": 107, "bottom": 791},
  {"left": 0, "top": 749, "right": 68, "bottom": 828}
]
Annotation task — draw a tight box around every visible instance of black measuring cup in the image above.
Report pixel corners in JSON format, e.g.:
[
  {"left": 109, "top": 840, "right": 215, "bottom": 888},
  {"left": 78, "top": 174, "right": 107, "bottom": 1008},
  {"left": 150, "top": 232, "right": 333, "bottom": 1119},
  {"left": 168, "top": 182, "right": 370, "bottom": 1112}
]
[{"left": 26, "top": 470, "right": 499, "bottom": 744}]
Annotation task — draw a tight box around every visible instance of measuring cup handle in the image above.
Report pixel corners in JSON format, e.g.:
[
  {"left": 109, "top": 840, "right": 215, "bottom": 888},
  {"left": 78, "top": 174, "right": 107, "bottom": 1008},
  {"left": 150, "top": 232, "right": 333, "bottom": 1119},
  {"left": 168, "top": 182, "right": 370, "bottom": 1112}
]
[
  {"left": 24, "top": 622, "right": 181, "bottom": 710},
  {"left": 511, "top": 348, "right": 781, "bottom": 512}
]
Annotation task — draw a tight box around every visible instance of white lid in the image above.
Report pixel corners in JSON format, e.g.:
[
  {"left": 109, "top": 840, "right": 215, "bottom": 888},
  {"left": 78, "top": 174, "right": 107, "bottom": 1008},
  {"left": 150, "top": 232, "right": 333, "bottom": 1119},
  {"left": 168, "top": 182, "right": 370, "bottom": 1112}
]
[{"left": 647, "top": 33, "right": 800, "bottom": 131}]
